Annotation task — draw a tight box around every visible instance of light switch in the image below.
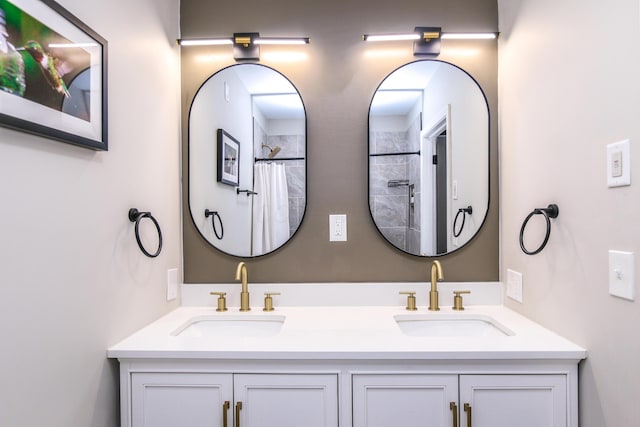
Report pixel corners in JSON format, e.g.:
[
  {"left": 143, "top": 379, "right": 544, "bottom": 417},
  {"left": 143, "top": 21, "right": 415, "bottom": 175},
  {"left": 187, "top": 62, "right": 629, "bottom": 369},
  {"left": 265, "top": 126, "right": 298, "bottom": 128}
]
[
  {"left": 607, "top": 139, "right": 631, "bottom": 187},
  {"left": 609, "top": 250, "right": 635, "bottom": 301},
  {"left": 329, "top": 214, "right": 347, "bottom": 242},
  {"left": 611, "top": 151, "right": 623, "bottom": 177}
]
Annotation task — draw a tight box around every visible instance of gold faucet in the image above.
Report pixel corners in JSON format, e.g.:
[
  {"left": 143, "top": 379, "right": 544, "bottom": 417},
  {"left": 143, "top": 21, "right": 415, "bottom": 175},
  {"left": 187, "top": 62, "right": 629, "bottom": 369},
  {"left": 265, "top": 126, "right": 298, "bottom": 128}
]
[
  {"left": 428, "top": 260, "right": 444, "bottom": 311},
  {"left": 235, "top": 262, "right": 250, "bottom": 311}
]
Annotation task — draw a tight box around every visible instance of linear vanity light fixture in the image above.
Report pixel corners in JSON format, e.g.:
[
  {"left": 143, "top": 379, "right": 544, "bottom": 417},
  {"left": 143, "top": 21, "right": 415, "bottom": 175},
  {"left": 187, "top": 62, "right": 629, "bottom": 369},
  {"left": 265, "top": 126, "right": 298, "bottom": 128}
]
[
  {"left": 441, "top": 33, "right": 497, "bottom": 40},
  {"left": 363, "top": 27, "right": 497, "bottom": 56},
  {"left": 177, "top": 38, "right": 234, "bottom": 46},
  {"left": 177, "top": 32, "right": 310, "bottom": 61}
]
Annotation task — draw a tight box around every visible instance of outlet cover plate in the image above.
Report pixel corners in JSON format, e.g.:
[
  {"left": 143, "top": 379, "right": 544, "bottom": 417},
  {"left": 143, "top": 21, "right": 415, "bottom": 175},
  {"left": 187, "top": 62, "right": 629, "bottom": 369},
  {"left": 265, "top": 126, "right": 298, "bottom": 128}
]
[
  {"left": 329, "top": 214, "right": 347, "bottom": 242},
  {"left": 507, "top": 269, "right": 523, "bottom": 303},
  {"left": 167, "top": 268, "right": 178, "bottom": 301}
]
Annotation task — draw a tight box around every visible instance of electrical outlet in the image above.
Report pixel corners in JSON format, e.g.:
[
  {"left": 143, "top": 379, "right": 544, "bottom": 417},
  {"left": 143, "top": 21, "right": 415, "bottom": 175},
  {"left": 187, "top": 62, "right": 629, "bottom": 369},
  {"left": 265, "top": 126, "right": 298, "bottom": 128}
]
[
  {"left": 167, "top": 268, "right": 178, "bottom": 301},
  {"left": 506, "top": 269, "right": 523, "bottom": 303},
  {"left": 329, "top": 214, "right": 347, "bottom": 242}
]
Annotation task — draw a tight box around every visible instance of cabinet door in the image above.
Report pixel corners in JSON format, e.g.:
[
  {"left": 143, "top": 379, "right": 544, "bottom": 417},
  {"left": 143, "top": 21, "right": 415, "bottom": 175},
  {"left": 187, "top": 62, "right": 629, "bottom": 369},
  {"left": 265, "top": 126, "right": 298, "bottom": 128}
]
[
  {"left": 131, "top": 372, "right": 233, "bottom": 427},
  {"left": 352, "top": 374, "right": 459, "bottom": 427},
  {"left": 233, "top": 374, "right": 338, "bottom": 427},
  {"left": 459, "top": 375, "right": 567, "bottom": 427}
]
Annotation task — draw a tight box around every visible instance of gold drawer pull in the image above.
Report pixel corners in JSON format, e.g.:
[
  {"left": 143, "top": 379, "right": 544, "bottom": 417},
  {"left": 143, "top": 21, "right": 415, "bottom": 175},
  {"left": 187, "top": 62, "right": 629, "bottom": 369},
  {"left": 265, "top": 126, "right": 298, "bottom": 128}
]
[
  {"left": 450, "top": 402, "right": 458, "bottom": 427},
  {"left": 464, "top": 403, "right": 472, "bottom": 427}
]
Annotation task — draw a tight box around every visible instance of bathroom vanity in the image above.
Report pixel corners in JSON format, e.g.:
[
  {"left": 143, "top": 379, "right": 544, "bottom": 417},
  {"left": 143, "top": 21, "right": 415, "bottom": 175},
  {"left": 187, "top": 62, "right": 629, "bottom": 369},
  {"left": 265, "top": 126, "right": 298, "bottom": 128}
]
[{"left": 108, "top": 283, "right": 586, "bottom": 427}]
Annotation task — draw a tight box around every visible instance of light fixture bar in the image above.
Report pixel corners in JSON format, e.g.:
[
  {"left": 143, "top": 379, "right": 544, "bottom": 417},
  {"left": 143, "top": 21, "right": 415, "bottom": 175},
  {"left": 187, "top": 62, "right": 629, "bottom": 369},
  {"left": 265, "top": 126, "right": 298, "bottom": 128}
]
[
  {"left": 441, "top": 33, "right": 497, "bottom": 40},
  {"left": 363, "top": 33, "right": 421, "bottom": 42},
  {"left": 363, "top": 32, "right": 497, "bottom": 42},
  {"left": 254, "top": 37, "right": 310, "bottom": 45},
  {"left": 177, "top": 38, "right": 233, "bottom": 46}
]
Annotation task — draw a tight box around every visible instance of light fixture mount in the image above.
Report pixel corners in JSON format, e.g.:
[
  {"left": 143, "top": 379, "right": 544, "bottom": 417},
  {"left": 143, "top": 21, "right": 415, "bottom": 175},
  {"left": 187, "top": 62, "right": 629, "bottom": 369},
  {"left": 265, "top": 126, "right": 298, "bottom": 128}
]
[
  {"left": 413, "top": 26, "right": 442, "bottom": 56},
  {"left": 233, "top": 32, "right": 260, "bottom": 61}
]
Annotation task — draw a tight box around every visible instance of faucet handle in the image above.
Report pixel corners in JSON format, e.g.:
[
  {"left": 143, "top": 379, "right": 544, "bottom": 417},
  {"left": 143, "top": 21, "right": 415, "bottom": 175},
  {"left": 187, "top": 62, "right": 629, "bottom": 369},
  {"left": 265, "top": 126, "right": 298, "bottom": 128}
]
[
  {"left": 399, "top": 291, "right": 418, "bottom": 311},
  {"left": 452, "top": 290, "right": 471, "bottom": 311},
  {"left": 263, "top": 292, "right": 281, "bottom": 312},
  {"left": 210, "top": 291, "right": 228, "bottom": 312}
]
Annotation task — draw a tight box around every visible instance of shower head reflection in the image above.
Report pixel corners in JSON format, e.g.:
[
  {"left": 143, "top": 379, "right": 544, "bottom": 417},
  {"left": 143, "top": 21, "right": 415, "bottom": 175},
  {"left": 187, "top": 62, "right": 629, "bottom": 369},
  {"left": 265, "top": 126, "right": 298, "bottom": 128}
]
[{"left": 262, "top": 144, "right": 282, "bottom": 158}]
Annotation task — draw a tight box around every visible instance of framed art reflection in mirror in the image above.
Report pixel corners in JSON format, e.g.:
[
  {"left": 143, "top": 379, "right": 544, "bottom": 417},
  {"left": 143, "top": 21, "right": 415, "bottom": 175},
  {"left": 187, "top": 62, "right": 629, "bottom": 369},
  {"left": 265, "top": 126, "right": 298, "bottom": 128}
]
[{"left": 217, "top": 128, "right": 240, "bottom": 186}]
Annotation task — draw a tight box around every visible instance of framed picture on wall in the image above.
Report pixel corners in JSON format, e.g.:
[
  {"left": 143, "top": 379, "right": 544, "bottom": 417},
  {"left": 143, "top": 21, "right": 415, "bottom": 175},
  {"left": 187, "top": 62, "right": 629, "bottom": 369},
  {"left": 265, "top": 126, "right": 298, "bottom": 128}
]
[
  {"left": 217, "top": 128, "right": 240, "bottom": 186},
  {"left": 0, "top": 0, "right": 108, "bottom": 150}
]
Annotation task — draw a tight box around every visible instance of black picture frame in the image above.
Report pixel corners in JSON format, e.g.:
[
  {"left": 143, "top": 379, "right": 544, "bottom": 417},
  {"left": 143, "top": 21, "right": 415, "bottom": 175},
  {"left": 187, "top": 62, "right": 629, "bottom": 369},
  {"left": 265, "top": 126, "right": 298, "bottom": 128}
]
[
  {"left": 0, "top": 0, "right": 108, "bottom": 150},
  {"left": 217, "top": 128, "right": 240, "bottom": 186}
]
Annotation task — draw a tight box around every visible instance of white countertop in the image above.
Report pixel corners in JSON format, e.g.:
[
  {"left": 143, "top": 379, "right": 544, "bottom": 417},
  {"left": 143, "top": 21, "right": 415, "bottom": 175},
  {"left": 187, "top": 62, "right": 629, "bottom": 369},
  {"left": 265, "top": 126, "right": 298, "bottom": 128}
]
[{"left": 107, "top": 304, "right": 587, "bottom": 361}]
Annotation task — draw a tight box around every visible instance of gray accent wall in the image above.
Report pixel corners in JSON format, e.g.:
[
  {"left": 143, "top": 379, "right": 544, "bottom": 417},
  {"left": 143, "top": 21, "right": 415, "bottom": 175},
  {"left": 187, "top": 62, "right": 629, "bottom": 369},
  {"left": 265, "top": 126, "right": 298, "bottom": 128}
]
[{"left": 181, "top": 0, "right": 499, "bottom": 282}]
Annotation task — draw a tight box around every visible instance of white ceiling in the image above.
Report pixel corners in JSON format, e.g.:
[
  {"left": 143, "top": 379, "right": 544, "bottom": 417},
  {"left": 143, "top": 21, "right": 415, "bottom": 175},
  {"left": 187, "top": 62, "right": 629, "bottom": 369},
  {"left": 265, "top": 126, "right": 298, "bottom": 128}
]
[
  {"left": 232, "top": 64, "right": 304, "bottom": 120},
  {"left": 370, "top": 61, "right": 442, "bottom": 116}
]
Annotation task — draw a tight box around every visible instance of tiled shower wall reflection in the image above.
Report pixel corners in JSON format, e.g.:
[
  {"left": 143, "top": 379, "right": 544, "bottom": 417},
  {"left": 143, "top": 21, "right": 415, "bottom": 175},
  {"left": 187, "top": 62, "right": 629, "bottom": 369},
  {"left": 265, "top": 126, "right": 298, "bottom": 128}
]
[
  {"left": 254, "top": 122, "right": 306, "bottom": 235},
  {"left": 369, "top": 117, "right": 421, "bottom": 253}
]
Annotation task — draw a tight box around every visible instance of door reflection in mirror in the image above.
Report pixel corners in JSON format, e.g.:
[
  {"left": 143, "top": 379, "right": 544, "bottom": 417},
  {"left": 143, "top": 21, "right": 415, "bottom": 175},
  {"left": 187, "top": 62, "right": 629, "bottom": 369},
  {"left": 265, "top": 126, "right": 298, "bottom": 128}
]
[
  {"left": 189, "top": 64, "right": 306, "bottom": 257},
  {"left": 369, "top": 60, "right": 489, "bottom": 256}
]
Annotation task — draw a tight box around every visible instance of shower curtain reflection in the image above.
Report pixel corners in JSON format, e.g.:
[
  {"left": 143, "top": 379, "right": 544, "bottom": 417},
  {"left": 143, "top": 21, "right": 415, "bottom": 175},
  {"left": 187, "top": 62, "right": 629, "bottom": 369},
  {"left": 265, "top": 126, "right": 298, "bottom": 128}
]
[{"left": 252, "top": 163, "right": 290, "bottom": 255}]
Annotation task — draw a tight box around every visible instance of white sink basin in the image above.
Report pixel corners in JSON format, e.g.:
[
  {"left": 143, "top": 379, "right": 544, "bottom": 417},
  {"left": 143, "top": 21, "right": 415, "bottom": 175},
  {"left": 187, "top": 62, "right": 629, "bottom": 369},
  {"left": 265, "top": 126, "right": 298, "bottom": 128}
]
[
  {"left": 171, "top": 314, "right": 286, "bottom": 338},
  {"left": 394, "top": 313, "right": 514, "bottom": 337}
]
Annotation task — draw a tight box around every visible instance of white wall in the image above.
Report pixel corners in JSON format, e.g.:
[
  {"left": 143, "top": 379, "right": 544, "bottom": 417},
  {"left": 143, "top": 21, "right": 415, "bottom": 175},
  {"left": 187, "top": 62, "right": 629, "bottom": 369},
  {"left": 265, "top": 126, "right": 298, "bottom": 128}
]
[
  {"left": 423, "top": 64, "right": 489, "bottom": 247},
  {"left": 0, "top": 0, "right": 181, "bottom": 425},
  {"left": 189, "top": 68, "right": 253, "bottom": 254},
  {"left": 498, "top": 0, "right": 640, "bottom": 425}
]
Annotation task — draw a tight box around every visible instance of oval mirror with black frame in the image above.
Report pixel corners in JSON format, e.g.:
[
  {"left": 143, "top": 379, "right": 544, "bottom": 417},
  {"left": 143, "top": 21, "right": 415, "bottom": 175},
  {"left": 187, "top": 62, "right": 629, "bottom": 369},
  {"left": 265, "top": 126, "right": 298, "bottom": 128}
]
[
  {"left": 189, "top": 63, "right": 306, "bottom": 257},
  {"left": 368, "top": 60, "right": 489, "bottom": 256}
]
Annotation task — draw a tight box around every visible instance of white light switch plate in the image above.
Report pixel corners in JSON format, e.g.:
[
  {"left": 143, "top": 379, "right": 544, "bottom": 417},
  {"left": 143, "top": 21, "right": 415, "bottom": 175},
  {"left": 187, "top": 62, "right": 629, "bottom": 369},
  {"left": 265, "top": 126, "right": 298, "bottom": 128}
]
[
  {"left": 607, "top": 139, "right": 631, "bottom": 187},
  {"left": 167, "top": 268, "right": 178, "bottom": 301},
  {"left": 506, "top": 269, "right": 523, "bottom": 303},
  {"left": 609, "top": 250, "right": 635, "bottom": 301},
  {"left": 329, "top": 214, "right": 347, "bottom": 241}
]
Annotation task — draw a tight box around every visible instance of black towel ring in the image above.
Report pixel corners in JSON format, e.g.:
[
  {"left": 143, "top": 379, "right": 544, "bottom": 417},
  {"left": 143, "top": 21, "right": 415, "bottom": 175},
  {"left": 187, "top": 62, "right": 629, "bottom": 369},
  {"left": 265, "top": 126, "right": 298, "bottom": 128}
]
[
  {"left": 453, "top": 206, "right": 473, "bottom": 238},
  {"left": 205, "top": 209, "right": 224, "bottom": 240},
  {"left": 519, "top": 204, "right": 559, "bottom": 255},
  {"left": 128, "top": 208, "right": 163, "bottom": 258}
]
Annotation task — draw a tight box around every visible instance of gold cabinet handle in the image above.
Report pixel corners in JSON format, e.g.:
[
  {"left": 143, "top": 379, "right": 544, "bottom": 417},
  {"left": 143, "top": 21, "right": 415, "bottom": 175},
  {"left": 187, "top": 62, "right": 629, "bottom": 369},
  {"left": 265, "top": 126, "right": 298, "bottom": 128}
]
[
  {"left": 450, "top": 402, "right": 458, "bottom": 427},
  {"left": 222, "top": 401, "right": 230, "bottom": 427},
  {"left": 235, "top": 401, "right": 242, "bottom": 427},
  {"left": 464, "top": 403, "right": 472, "bottom": 427}
]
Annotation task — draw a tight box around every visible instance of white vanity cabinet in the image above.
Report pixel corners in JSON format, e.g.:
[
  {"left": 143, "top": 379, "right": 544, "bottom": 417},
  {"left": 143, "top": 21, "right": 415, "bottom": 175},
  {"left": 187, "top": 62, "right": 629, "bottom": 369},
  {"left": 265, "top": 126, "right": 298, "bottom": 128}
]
[
  {"left": 459, "top": 375, "right": 568, "bottom": 427},
  {"left": 233, "top": 374, "right": 338, "bottom": 427},
  {"left": 352, "top": 374, "right": 459, "bottom": 427},
  {"left": 352, "top": 373, "right": 569, "bottom": 427},
  {"left": 128, "top": 370, "right": 338, "bottom": 427},
  {"left": 131, "top": 372, "right": 232, "bottom": 427},
  {"left": 110, "top": 303, "right": 585, "bottom": 427}
]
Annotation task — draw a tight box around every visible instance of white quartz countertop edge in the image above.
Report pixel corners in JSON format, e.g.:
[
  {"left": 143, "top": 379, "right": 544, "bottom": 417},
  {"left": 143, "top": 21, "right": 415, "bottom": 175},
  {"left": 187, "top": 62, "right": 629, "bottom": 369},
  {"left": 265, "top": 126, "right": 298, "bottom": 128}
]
[{"left": 107, "top": 305, "right": 587, "bottom": 361}]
